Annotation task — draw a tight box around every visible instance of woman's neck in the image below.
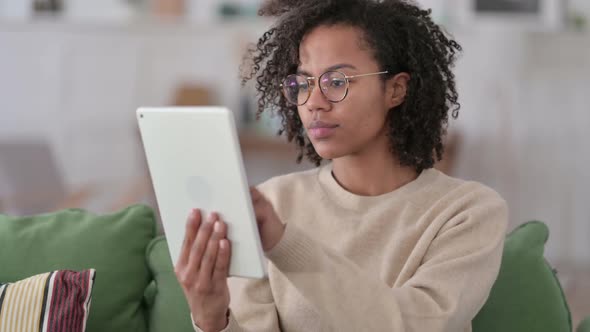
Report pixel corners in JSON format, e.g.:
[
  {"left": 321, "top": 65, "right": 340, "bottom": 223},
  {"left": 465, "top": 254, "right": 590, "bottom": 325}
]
[{"left": 331, "top": 144, "right": 418, "bottom": 197}]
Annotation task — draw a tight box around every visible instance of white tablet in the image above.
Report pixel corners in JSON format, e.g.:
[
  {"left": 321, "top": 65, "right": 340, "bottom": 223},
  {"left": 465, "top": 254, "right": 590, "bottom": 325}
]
[{"left": 136, "top": 107, "right": 267, "bottom": 279}]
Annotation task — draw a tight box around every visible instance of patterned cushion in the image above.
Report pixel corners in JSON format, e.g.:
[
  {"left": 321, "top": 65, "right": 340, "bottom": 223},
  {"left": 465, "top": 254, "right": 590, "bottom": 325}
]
[{"left": 0, "top": 269, "right": 96, "bottom": 332}]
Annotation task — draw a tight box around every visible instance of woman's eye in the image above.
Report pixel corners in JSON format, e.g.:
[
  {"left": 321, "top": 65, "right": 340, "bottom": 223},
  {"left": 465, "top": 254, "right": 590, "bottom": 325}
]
[{"left": 331, "top": 79, "right": 346, "bottom": 88}]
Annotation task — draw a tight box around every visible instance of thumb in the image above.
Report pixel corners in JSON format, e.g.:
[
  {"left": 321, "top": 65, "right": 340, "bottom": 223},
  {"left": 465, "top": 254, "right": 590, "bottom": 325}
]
[{"left": 249, "top": 186, "right": 260, "bottom": 200}]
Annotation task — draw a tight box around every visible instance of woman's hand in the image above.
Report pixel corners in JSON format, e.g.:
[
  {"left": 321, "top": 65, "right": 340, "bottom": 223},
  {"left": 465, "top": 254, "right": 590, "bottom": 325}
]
[
  {"left": 174, "top": 209, "right": 231, "bottom": 332},
  {"left": 173, "top": 188, "right": 282, "bottom": 330},
  {"left": 250, "top": 187, "right": 286, "bottom": 252}
]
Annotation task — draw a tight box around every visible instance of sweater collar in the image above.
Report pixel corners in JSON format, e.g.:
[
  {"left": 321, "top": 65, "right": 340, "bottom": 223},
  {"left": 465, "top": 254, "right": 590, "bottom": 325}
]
[{"left": 317, "top": 162, "right": 440, "bottom": 212}]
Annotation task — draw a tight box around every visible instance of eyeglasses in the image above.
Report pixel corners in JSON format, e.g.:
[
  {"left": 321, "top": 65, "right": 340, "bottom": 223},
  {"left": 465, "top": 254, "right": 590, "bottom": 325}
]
[{"left": 280, "top": 70, "right": 389, "bottom": 106}]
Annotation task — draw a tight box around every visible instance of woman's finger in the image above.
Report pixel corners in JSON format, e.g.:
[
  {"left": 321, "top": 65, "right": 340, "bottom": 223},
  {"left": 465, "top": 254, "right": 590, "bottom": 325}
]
[
  {"left": 198, "top": 220, "right": 227, "bottom": 281},
  {"left": 251, "top": 192, "right": 269, "bottom": 225},
  {"left": 185, "top": 212, "right": 218, "bottom": 281},
  {"left": 177, "top": 209, "right": 201, "bottom": 268},
  {"left": 250, "top": 187, "right": 263, "bottom": 203},
  {"left": 212, "top": 239, "right": 231, "bottom": 282}
]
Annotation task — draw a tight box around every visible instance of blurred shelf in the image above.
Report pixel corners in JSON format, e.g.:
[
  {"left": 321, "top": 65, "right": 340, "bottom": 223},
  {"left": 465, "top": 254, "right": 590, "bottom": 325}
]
[
  {"left": 0, "top": 16, "right": 273, "bottom": 34},
  {"left": 238, "top": 129, "right": 296, "bottom": 153},
  {"left": 526, "top": 30, "right": 590, "bottom": 67}
]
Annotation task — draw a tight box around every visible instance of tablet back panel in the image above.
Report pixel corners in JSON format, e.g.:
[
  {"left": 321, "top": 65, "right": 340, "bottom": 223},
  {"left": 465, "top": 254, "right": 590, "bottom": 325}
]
[{"left": 137, "top": 107, "right": 266, "bottom": 278}]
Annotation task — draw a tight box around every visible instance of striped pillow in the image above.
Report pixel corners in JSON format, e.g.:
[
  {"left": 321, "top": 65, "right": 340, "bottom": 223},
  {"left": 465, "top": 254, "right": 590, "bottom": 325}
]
[{"left": 0, "top": 269, "right": 96, "bottom": 332}]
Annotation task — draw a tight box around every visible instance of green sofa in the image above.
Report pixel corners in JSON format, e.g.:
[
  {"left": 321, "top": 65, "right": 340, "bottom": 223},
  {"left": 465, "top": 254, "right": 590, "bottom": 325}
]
[
  {"left": 0, "top": 204, "right": 194, "bottom": 332},
  {"left": 0, "top": 205, "right": 588, "bottom": 332}
]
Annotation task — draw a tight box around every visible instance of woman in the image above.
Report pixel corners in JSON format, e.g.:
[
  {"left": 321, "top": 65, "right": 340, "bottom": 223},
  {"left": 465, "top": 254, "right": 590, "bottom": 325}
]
[{"left": 174, "top": 0, "right": 508, "bottom": 331}]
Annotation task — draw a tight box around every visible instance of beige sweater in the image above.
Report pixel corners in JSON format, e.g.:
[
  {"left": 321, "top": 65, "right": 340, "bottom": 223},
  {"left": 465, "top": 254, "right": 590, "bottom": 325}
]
[{"left": 194, "top": 164, "right": 508, "bottom": 332}]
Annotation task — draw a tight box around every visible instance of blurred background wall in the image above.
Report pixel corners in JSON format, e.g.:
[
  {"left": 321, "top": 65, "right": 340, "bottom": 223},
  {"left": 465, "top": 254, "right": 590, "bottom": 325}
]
[{"left": 0, "top": 0, "right": 589, "bottom": 320}]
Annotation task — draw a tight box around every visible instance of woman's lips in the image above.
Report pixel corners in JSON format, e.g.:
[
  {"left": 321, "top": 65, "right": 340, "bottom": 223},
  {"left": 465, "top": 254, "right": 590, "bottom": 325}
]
[{"left": 309, "top": 126, "right": 338, "bottom": 139}]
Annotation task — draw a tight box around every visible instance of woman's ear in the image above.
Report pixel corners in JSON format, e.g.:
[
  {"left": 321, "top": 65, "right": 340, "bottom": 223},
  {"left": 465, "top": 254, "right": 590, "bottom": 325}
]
[{"left": 386, "top": 72, "right": 410, "bottom": 109}]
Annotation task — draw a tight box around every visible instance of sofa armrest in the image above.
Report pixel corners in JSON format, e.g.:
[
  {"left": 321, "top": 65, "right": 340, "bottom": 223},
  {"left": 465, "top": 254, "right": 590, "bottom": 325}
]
[
  {"left": 578, "top": 317, "right": 590, "bottom": 332},
  {"left": 145, "top": 236, "right": 194, "bottom": 332}
]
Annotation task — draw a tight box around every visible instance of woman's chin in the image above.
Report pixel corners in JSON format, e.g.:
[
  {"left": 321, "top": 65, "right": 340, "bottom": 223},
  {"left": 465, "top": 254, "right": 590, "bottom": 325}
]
[{"left": 313, "top": 145, "right": 343, "bottom": 160}]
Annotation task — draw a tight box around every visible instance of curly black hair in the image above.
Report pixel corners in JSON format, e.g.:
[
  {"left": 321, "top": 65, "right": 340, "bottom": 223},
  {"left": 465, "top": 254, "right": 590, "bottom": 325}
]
[{"left": 241, "top": 0, "right": 462, "bottom": 173}]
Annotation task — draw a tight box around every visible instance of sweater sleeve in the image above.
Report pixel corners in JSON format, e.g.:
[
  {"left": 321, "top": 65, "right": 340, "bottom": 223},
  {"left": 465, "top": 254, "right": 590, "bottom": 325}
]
[
  {"left": 264, "top": 188, "right": 508, "bottom": 332},
  {"left": 192, "top": 276, "right": 282, "bottom": 332}
]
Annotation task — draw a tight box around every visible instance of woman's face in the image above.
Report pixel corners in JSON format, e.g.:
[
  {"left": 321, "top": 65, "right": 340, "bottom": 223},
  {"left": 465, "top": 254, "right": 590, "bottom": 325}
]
[{"left": 296, "top": 24, "right": 403, "bottom": 160}]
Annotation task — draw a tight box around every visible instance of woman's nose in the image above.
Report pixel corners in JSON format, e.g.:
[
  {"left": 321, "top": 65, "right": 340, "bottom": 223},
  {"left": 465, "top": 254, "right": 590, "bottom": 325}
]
[{"left": 305, "top": 80, "right": 332, "bottom": 113}]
